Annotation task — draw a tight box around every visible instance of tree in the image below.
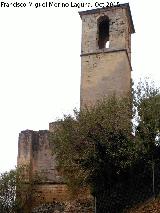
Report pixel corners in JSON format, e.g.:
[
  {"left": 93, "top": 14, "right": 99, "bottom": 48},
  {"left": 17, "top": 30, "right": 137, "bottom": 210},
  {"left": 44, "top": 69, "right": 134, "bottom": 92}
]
[
  {"left": 0, "top": 169, "right": 17, "bottom": 213},
  {"left": 49, "top": 95, "right": 135, "bottom": 206},
  {"left": 49, "top": 79, "right": 160, "bottom": 212},
  {"left": 134, "top": 79, "right": 160, "bottom": 143},
  {"left": 0, "top": 166, "right": 32, "bottom": 213},
  {"left": 134, "top": 79, "right": 160, "bottom": 199}
]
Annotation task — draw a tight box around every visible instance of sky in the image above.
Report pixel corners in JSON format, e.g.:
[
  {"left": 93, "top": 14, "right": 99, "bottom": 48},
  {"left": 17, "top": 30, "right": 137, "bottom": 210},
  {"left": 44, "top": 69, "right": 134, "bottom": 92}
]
[{"left": 0, "top": 0, "right": 160, "bottom": 173}]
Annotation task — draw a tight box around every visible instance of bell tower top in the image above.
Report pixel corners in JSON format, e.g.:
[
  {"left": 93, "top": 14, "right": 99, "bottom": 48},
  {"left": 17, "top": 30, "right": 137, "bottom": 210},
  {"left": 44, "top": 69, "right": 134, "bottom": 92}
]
[
  {"left": 79, "top": 3, "right": 135, "bottom": 31},
  {"left": 79, "top": 3, "right": 135, "bottom": 59}
]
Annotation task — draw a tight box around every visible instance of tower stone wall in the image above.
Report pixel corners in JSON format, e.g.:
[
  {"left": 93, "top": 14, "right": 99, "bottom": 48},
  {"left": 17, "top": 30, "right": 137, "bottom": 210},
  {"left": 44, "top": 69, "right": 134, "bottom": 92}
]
[{"left": 79, "top": 3, "right": 134, "bottom": 107}]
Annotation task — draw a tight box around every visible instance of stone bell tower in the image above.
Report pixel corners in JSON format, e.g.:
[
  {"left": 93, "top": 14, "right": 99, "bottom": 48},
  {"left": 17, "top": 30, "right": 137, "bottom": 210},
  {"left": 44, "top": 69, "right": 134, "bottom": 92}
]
[{"left": 79, "top": 3, "right": 135, "bottom": 107}]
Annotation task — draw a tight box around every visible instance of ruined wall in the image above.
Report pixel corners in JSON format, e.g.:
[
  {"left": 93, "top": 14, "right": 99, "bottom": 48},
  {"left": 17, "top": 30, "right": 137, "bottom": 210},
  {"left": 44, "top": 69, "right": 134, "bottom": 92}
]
[
  {"left": 18, "top": 130, "right": 60, "bottom": 183},
  {"left": 17, "top": 125, "right": 93, "bottom": 211},
  {"left": 17, "top": 129, "right": 66, "bottom": 208},
  {"left": 32, "top": 198, "right": 94, "bottom": 213},
  {"left": 31, "top": 130, "right": 61, "bottom": 183}
]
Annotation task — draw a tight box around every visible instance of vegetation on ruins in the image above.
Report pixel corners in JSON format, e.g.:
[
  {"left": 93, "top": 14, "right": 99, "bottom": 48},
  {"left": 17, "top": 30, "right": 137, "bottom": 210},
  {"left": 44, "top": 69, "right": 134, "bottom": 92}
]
[
  {"left": 0, "top": 167, "right": 93, "bottom": 213},
  {"left": 50, "top": 94, "right": 133, "bottom": 188},
  {"left": 0, "top": 79, "right": 160, "bottom": 212},
  {"left": 50, "top": 79, "right": 160, "bottom": 212}
]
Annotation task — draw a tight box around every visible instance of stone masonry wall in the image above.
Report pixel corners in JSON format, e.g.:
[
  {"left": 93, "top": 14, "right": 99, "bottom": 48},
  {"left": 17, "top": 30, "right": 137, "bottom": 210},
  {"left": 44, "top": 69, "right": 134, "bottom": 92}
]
[
  {"left": 80, "top": 7, "right": 132, "bottom": 55},
  {"left": 80, "top": 5, "right": 134, "bottom": 107},
  {"left": 18, "top": 130, "right": 61, "bottom": 183},
  {"left": 17, "top": 127, "right": 93, "bottom": 211},
  {"left": 81, "top": 50, "right": 131, "bottom": 106}
]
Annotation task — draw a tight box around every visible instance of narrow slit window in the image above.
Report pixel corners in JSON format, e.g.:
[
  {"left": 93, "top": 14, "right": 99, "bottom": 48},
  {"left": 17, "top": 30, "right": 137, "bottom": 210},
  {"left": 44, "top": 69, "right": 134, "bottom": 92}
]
[{"left": 98, "top": 16, "right": 109, "bottom": 49}]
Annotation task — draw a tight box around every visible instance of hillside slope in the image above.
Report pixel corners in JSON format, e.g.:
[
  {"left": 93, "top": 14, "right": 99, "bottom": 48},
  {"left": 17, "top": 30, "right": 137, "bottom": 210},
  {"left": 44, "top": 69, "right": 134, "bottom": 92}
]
[{"left": 128, "top": 198, "right": 160, "bottom": 213}]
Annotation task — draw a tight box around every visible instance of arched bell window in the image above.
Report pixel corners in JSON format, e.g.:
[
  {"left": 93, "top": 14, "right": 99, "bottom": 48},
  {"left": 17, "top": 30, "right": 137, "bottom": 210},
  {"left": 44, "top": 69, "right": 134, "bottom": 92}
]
[{"left": 98, "top": 16, "right": 110, "bottom": 49}]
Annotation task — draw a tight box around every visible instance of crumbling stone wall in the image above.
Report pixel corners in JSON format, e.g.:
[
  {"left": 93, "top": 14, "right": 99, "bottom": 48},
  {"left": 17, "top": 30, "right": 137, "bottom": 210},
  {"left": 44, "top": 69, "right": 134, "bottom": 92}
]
[
  {"left": 32, "top": 199, "right": 94, "bottom": 213},
  {"left": 17, "top": 126, "right": 93, "bottom": 211},
  {"left": 18, "top": 130, "right": 60, "bottom": 183}
]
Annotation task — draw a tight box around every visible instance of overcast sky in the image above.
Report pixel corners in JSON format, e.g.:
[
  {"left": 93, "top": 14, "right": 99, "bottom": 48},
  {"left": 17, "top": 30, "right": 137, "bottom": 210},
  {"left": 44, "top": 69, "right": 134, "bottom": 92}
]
[{"left": 0, "top": 0, "right": 160, "bottom": 173}]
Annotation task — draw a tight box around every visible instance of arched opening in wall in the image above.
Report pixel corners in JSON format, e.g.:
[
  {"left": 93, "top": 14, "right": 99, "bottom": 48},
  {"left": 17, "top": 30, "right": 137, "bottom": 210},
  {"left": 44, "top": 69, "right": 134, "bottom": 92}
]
[{"left": 98, "top": 16, "right": 110, "bottom": 49}]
